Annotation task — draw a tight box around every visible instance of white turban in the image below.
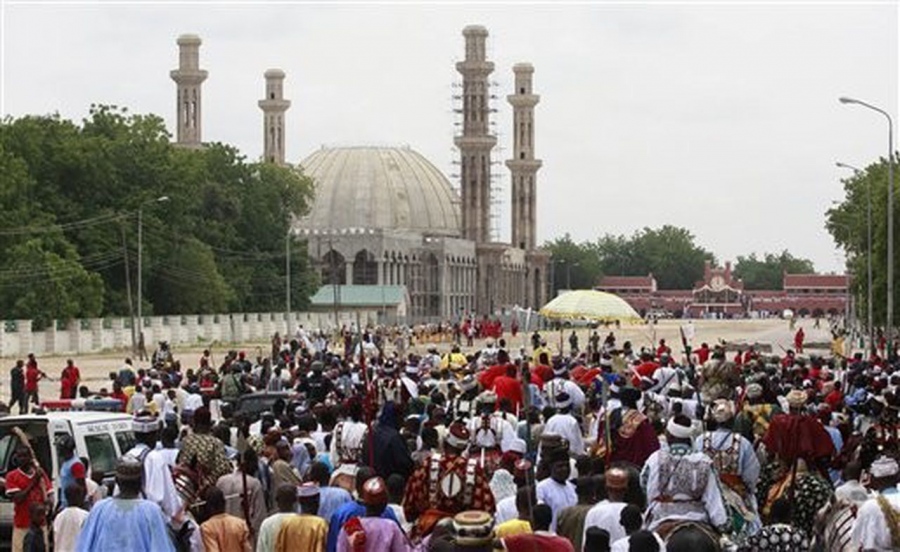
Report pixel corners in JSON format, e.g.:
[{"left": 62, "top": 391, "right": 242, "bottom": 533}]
[
  {"left": 871, "top": 456, "right": 900, "bottom": 478},
  {"left": 666, "top": 418, "right": 693, "bottom": 439}
]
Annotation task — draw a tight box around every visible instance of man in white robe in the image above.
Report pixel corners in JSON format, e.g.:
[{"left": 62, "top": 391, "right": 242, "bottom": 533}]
[
  {"left": 582, "top": 467, "right": 631, "bottom": 545},
  {"left": 535, "top": 458, "right": 576, "bottom": 533},
  {"left": 543, "top": 392, "right": 585, "bottom": 456},
  {"left": 124, "top": 412, "right": 183, "bottom": 522},
  {"left": 851, "top": 456, "right": 900, "bottom": 551},
  {"left": 641, "top": 415, "right": 728, "bottom": 535}
]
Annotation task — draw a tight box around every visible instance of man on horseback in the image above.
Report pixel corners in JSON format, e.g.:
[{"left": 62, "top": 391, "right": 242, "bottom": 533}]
[
  {"left": 329, "top": 397, "right": 368, "bottom": 493},
  {"left": 695, "top": 399, "right": 761, "bottom": 538},
  {"left": 403, "top": 421, "right": 495, "bottom": 538},
  {"left": 641, "top": 415, "right": 729, "bottom": 539}
]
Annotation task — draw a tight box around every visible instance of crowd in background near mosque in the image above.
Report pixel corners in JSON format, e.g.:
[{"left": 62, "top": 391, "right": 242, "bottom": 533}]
[{"left": 3, "top": 317, "right": 900, "bottom": 552}]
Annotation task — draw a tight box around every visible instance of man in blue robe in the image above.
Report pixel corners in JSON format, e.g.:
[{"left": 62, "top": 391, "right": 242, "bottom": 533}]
[{"left": 76, "top": 457, "right": 175, "bottom": 552}]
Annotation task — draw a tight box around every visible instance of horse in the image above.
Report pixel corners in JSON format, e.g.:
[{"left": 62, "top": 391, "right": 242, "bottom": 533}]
[{"left": 664, "top": 523, "right": 722, "bottom": 552}]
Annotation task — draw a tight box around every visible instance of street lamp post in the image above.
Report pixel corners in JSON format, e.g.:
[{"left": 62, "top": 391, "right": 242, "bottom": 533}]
[
  {"left": 137, "top": 196, "right": 170, "bottom": 348},
  {"left": 840, "top": 96, "right": 895, "bottom": 355},
  {"left": 286, "top": 228, "right": 292, "bottom": 334},
  {"left": 836, "top": 161, "right": 873, "bottom": 353},
  {"left": 566, "top": 261, "right": 580, "bottom": 290}
]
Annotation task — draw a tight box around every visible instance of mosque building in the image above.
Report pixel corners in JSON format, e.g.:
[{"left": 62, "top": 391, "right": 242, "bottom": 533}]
[{"left": 169, "top": 27, "right": 549, "bottom": 321}]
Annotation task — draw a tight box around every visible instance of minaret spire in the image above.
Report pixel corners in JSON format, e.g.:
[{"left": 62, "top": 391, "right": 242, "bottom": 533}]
[
  {"left": 170, "top": 34, "right": 208, "bottom": 147},
  {"left": 506, "top": 63, "right": 542, "bottom": 250},
  {"left": 258, "top": 69, "right": 291, "bottom": 165},
  {"left": 454, "top": 25, "right": 497, "bottom": 244}
]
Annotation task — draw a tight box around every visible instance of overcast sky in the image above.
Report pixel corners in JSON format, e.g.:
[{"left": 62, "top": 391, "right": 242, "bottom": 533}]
[{"left": 3, "top": 1, "right": 897, "bottom": 274}]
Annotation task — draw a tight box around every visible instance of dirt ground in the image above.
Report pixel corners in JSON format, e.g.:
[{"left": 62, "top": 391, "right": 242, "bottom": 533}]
[{"left": 0, "top": 317, "right": 836, "bottom": 404}]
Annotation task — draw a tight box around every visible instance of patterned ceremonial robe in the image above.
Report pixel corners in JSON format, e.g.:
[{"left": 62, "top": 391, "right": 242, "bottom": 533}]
[
  {"left": 734, "top": 402, "right": 781, "bottom": 444},
  {"left": 374, "top": 375, "right": 402, "bottom": 409},
  {"left": 330, "top": 419, "right": 368, "bottom": 491},
  {"left": 402, "top": 451, "right": 495, "bottom": 531},
  {"left": 177, "top": 431, "right": 233, "bottom": 490},
  {"left": 641, "top": 443, "right": 729, "bottom": 532},
  {"left": 695, "top": 429, "right": 761, "bottom": 536},
  {"left": 738, "top": 524, "right": 810, "bottom": 551},
  {"left": 595, "top": 407, "right": 660, "bottom": 467},
  {"left": 453, "top": 392, "right": 479, "bottom": 421}
]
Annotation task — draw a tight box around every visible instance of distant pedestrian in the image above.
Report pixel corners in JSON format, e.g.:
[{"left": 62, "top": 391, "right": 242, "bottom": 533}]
[
  {"left": 24, "top": 354, "right": 47, "bottom": 409},
  {"left": 9, "top": 360, "right": 27, "bottom": 414}
]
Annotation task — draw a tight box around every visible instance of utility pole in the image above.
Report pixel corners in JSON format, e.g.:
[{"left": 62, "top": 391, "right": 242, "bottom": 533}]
[{"left": 120, "top": 220, "right": 136, "bottom": 355}]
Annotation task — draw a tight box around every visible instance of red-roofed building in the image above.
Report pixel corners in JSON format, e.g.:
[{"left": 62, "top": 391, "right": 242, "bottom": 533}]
[{"left": 596, "top": 262, "right": 849, "bottom": 319}]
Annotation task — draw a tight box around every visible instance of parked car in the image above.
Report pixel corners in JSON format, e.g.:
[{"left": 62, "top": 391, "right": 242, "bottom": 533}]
[{"left": 220, "top": 391, "right": 297, "bottom": 421}]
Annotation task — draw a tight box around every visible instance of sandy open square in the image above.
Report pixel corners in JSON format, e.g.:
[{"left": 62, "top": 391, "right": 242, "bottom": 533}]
[{"left": 0, "top": 317, "right": 840, "bottom": 404}]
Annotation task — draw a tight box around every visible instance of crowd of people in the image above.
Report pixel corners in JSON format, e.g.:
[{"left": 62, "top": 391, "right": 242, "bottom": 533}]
[{"left": 4, "top": 321, "right": 900, "bottom": 552}]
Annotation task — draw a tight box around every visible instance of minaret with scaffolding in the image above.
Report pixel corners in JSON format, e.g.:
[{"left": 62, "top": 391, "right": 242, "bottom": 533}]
[
  {"left": 170, "top": 34, "right": 208, "bottom": 147},
  {"left": 258, "top": 69, "right": 291, "bottom": 165},
  {"left": 454, "top": 25, "right": 497, "bottom": 245}
]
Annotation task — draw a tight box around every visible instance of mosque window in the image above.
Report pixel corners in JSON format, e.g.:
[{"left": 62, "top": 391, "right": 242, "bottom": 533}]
[
  {"left": 270, "top": 92, "right": 275, "bottom": 100},
  {"left": 520, "top": 152, "right": 525, "bottom": 160},
  {"left": 520, "top": 87, "right": 525, "bottom": 94}
]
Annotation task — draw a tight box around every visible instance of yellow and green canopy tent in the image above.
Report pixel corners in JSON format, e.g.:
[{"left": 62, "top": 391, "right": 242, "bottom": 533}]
[{"left": 539, "top": 289, "right": 642, "bottom": 323}]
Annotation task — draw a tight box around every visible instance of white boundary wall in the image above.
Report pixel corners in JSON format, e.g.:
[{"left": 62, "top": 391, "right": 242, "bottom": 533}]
[{"left": 0, "top": 310, "right": 378, "bottom": 358}]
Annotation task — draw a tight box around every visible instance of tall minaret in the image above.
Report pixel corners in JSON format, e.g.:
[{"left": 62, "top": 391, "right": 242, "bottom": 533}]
[
  {"left": 258, "top": 69, "right": 291, "bottom": 165},
  {"left": 454, "top": 25, "right": 497, "bottom": 244},
  {"left": 170, "top": 34, "right": 208, "bottom": 147},
  {"left": 506, "top": 63, "right": 542, "bottom": 250}
]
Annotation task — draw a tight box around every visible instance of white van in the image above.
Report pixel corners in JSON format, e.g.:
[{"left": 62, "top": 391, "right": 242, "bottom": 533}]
[{"left": 0, "top": 412, "right": 134, "bottom": 549}]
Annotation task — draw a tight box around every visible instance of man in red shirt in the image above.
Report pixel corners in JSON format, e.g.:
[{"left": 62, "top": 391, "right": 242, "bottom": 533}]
[
  {"left": 656, "top": 339, "right": 671, "bottom": 358},
  {"left": 5, "top": 445, "right": 51, "bottom": 551},
  {"left": 492, "top": 364, "right": 524, "bottom": 411},
  {"left": 693, "top": 343, "right": 711, "bottom": 365},
  {"left": 60, "top": 359, "right": 80, "bottom": 399},
  {"left": 794, "top": 327, "right": 805, "bottom": 353},
  {"left": 24, "top": 354, "right": 46, "bottom": 409},
  {"left": 109, "top": 380, "right": 129, "bottom": 412}
]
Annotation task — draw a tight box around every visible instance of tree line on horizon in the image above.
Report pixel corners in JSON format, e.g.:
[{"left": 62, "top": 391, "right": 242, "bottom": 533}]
[{"left": 543, "top": 228, "right": 816, "bottom": 296}]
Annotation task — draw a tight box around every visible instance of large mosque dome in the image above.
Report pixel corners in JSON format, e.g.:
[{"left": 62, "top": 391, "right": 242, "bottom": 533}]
[{"left": 297, "top": 146, "right": 461, "bottom": 237}]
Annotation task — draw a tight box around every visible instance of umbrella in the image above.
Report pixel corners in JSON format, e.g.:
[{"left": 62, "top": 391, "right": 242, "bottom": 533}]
[{"left": 539, "top": 289, "right": 642, "bottom": 323}]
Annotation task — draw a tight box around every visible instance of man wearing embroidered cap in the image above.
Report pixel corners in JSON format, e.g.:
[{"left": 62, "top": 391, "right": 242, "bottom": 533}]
[
  {"left": 695, "top": 399, "right": 761, "bottom": 537},
  {"left": 851, "top": 455, "right": 900, "bottom": 550},
  {"left": 403, "top": 420, "right": 495, "bottom": 538},
  {"left": 76, "top": 457, "right": 175, "bottom": 552},
  {"left": 336, "top": 477, "right": 409, "bottom": 552},
  {"left": 582, "top": 467, "right": 630, "bottom": 545},
  {"left": 275, "top": 483, "right": 328, "bottom": 552},
  {"left": 124, "top": 410, "right": 182, "bottom": 522}
]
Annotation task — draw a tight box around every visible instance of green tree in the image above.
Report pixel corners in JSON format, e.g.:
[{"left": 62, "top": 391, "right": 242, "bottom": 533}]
[
  {"left": 0, "top": 106, "right": 318, "bottom": 322},
  {"left": 733, "top": 251, "right": 815, "bottom": 290},
  {"left": 827, "top": 157, "right": 898, "bottom": 327},
  {"left": 629, "top": 226, "right": 715, "bottom": 289},
  {"left": 543, "top": 234, "right": 603, "bottom": 296},
  {"left": 0, "top": 237, "right": 104, "bottom": 328}
]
